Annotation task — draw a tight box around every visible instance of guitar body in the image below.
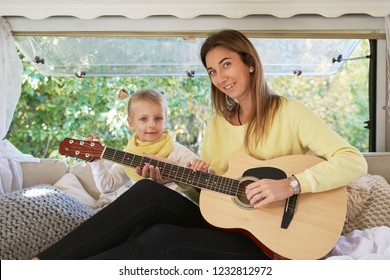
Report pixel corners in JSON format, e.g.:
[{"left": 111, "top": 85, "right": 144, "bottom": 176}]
[{"left": 199, "top": 151, "right": 347, "bottom": 260}]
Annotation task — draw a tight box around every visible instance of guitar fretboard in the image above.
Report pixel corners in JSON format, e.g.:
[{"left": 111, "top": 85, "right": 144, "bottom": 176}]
[{"left": 102, "top": 147, "right": 240, "bottom": 196}]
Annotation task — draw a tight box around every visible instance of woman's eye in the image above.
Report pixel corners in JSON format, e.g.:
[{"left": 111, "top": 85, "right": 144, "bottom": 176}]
[
  {"left": 208, "top": 69, "right": 216, "bottom": 76},
  {"left": 223, "top": 62, "right": 231, "bottom": 68}
]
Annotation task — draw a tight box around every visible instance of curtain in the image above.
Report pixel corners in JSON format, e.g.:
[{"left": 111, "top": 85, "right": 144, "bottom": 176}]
[{"left": 0, "top": 17, "right": 38, "bottom": 195}]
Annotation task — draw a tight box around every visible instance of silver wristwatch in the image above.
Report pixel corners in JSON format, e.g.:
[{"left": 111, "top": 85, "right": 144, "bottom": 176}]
[{"left": 289, "top": 175, "right": 301, "bottom": 195}]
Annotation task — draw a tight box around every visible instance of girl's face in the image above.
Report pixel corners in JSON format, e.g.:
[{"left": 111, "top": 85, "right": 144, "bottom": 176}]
[
  {"left": 127, "top": 100, "right": 166, "bottom": 142},
  {"left": 205, "top": 46, "right": 253, "bottom": 103}
]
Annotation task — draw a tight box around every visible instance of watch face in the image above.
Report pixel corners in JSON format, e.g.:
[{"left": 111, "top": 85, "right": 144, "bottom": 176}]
[
  {"left": 290, "top": 177, "right": 300, "bottom": 194},
  {"left": 290, "top": 177, "right": 297, "bottom": 186},
  {"left": 291, "top": 180, "right": 298, "bottom": 187}
]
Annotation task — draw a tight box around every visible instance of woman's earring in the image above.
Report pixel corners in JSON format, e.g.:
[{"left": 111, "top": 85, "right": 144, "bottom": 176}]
[{"left": 249, "top": 67, "right": 254, "bottom": 73}]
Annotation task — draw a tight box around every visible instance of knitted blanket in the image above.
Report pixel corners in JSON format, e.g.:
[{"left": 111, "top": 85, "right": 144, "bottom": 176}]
[{"left": 0, "top": 185, "right": 95, "bottom": 260}]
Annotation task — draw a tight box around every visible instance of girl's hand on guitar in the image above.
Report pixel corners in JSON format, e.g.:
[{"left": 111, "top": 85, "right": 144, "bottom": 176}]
[
  {"left": 187, "top": 159, "right": 210, "bottom": 173},
  {"left": 245, "top": 178, "right": 294, "bottom": 208},
  {"left": 136, "top": 153, "right": 175, "bottom": 185}
]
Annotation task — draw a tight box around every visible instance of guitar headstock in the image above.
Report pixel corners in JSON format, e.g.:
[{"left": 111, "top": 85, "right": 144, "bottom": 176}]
[{"left": 59, "top": 137, "right": 105, "bottom": 162}]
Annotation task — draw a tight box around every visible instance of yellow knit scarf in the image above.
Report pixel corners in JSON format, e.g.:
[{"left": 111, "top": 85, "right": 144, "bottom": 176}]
[{"left": 123, "top": 130, "right": 174, "bottom": 181}]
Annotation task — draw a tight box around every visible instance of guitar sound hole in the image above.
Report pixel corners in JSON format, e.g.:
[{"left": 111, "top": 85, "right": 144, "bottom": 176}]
[
  {"left": 232, "top": 177, "right": 257, "bottom": 210},
  {"left": 232, "top": 167, "right": 287, "bottom": 210}
]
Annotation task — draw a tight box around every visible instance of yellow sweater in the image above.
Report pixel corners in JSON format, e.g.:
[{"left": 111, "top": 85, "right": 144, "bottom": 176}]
[{"left": 200, "top": 97, "right": 367, "bottom": 193}]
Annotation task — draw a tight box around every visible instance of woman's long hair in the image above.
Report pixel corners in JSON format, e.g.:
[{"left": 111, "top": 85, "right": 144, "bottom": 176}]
[{"left": 200, "top": 29, "right": 283, "bottom": 152}]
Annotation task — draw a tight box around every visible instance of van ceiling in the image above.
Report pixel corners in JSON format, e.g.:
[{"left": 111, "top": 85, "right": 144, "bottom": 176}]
[{"left": 0, "top": 0, "right": 389, "bottom": 20}]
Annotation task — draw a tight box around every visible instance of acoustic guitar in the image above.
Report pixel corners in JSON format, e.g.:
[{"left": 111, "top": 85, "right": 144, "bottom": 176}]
[{"left": 59, "top": 137, "right": 347, "bottom": 260}]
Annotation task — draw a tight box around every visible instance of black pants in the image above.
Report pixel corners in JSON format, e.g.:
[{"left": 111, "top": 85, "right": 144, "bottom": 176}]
[{"left": 37, "top": 179, "right": 270, "bottom": 260}]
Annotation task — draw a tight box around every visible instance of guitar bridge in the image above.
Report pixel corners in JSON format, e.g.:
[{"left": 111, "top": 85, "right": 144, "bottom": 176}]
[{"left": 281, "top": 195, "right": 298, "bottom": 229}]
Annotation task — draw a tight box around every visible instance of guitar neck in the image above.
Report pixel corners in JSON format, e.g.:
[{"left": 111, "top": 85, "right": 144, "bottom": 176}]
[{"left": 102, "top": 147, "right": 239, "bottom": 196}]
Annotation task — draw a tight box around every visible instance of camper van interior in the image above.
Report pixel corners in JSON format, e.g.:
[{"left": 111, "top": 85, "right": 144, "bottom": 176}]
[{"left": 0, "top": 0, "right": 390, "bottom": 261}]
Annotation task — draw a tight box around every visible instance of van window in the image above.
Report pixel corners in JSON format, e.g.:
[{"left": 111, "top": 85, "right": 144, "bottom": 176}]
[
  {"left": 7, "top": 35, "right": 371, "bottom": 158},
  {"left": 13, "top": 36, "right": 359, "bottom": 77}
]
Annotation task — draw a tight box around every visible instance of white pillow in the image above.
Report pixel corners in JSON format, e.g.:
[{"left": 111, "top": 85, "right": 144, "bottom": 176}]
[{"left": 54, "top": 173, "right": 98, "bottom": 209}]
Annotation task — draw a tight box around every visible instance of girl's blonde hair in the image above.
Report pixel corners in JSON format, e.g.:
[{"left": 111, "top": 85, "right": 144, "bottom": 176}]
[
  {"left": 125, "top": 89, "right": 168, "bottom": 120},
  {"left": 200, "top": 29, "right": 283, "bottom": 152}
]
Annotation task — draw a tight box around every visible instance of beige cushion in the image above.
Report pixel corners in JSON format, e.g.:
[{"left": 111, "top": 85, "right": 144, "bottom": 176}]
[
  {"left": 343, "top": 174, "right": 390, "bottom": 235},
  {"left": 20, "top": 159, "right": 67, "bottom": 188},
  {"left": 363, "top": 152, "right": 390, "bottom": 183},
  {"left": 53, "top": 173, "right": 98, "bottom": 209},
  {"left": 69, "top": 162, "right": 100, "bottom": 200}
]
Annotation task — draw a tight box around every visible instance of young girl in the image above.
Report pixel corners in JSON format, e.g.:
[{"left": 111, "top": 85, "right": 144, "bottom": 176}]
[{"left": 89, "top": 89, "right": 205, "bottom": 205}]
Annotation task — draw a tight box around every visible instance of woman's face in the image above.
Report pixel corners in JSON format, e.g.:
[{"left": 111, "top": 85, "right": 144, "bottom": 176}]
[
  {"left": 205, "top": 46, "right": 253, "bottom": 102},
  {"left": 127, "top": 100, "right": 166, "bottom": 142}
]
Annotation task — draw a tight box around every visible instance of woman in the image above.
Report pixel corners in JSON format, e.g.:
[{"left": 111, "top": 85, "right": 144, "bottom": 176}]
[
  {"left": 195, "top": 29, "right": 367, "bottom": 207},
  {"left": 34, "top": 29, "right": 367, "bottom": 260}
]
